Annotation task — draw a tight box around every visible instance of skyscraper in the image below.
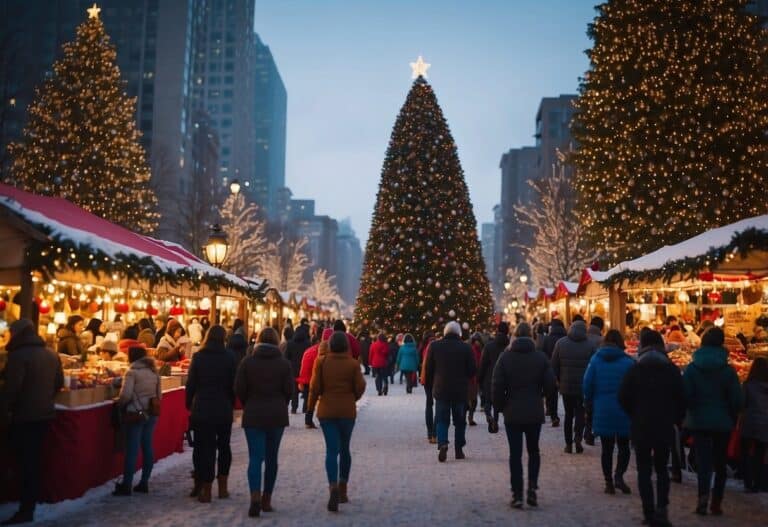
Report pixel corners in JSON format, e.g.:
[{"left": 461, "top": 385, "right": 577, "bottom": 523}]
[
  {"left": 190, "top": 0, "right": 256, "bottom": 196},
  {"left": 336, "top": 219, "right": 363, "bottom": 307},
  {"left": 252, "top": 33, "right": 287, "bottom": 220},
  {"left": 498, "top": 146, "right": 538, "bottom": 280}
]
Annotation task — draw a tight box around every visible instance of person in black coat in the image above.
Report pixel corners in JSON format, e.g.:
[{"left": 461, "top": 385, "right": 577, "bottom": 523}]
[
  {"left": 492, "top": 335, "right": 556, "bottom": 509},
  {"left": 1, "top": 319, "right": 63, "bottom": 525},
  {"left": 424, "top": 321, "right": 477, "bottom": 462},
  {"left": 283, "top": 324, "right": 310, "bottom": 414},
  {"left": 357, "top": 329, "right": 371, "bottom": 375},
  {"left": 185, "top": 325, "right": 237, "bottom": 502},
  {"left": 541, "top": 319, "right": 567, "bottom": 426},
  {"left": 618, "top": 329, "right": 685, "bottom": 527},
  {"left": 478, "top": 322, "right": 510, "bottom": 433}
]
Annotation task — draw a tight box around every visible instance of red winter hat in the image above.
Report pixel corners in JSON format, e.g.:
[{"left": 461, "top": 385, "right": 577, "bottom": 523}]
[{"left": 321, "top": 328, "right": 334, "bottom": 342}]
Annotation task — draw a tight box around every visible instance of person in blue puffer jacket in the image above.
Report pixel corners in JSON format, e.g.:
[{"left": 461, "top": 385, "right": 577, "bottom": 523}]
[
  {"left": 396, "top": 334, "right": 420, "bottom": 394},
  {"left": 583, "top": 329, "right": 635, "bottom": 495}
]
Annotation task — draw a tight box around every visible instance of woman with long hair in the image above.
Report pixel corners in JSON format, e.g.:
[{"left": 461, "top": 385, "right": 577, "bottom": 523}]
[
  {"left": 235, "top": 327, "right": 293, "bottom": 517},
  {"left": 309, "top": 332, "right": 366, "bottom": 512},
  {"left": 185, "top": 325, "right": 237, "bottom": 503}
]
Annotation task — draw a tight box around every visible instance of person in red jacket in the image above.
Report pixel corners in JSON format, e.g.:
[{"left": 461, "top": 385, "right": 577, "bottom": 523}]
[
  {"left": 369, "top": 332, "right": 390, "bottom": 396},
  {"left": 333, "top": 320, "right": 360, "bottom": 360},
  {"left": 298, "top": 328, "right": 333, "bottom": 428}
]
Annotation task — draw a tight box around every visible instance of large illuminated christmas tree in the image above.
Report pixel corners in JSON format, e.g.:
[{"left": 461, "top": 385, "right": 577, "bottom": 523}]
[
  {"left": 7, "top": 4, "right": 159, "bottom": 234},
  {"left": 571, "top": 0, "right": 768, "bottom": 262},
  {"left": 355, "top": 58, "right": 493, "bottom": 336}
]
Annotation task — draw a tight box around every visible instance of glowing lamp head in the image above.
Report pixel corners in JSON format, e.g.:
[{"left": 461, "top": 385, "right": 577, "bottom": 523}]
[
  {"left": 229, "top": 179, "right": 241, "bottom": 195},
  {"left": 204, "top": 224, "right": 229, "bottom": 267}
]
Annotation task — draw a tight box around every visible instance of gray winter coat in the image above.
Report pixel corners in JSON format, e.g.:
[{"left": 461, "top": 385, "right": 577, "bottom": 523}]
[
  {"left": 587, "top": 325, "right": 603, "bottom": 349},
  {"left": 741, "top": 380, "right": 768, "bottom": 443},
  {"left": 118, "top": 358, "right": 161, "bottom": 413},
  {"left": 551, "top": 321, "right": 596, "bottom": 396}
]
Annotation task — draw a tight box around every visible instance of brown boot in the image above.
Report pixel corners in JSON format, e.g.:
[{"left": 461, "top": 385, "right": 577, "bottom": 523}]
[
  {"left": 249, "top": 491, "right": 261, "bottom": 517},
  {"left": 198, "top": 482, "right": 212, "bottom": 503},
  {"left": 217, "top": 475, "right": 229, "bottom": 499},
  {"left": 189, "top": 478, "right": 201, "bottom": 498},
  {"left": 261, "top": 492, "right": 273, "bottom": 512},
  {"left": 338, "top": 481, "right": 349, "bottom": 503},
  {"left": 327, "top": 484, "right": 339, "bottom": 512}
]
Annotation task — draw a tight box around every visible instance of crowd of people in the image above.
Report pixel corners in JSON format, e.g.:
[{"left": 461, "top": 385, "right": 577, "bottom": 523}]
[{"left": 1, "top": 312, "right": 767, "bottom": 526}]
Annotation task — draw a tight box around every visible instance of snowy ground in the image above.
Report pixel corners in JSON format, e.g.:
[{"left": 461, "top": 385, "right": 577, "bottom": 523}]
[{"left": 4, "top": 378, "right": 767, "bottom": 526}]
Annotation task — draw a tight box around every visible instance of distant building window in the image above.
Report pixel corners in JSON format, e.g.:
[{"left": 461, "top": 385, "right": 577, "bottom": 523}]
[{"left": 224, "top": 76, "right": 234, "bottom": 85}]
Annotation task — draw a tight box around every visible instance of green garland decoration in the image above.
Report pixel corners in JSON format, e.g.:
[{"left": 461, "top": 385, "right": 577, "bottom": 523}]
[
  {"left": 602, "top": 228, "right": 768, "bottom": 286},
  {"left": 25, "top": 234, "right": 267, "bottom": 301}
]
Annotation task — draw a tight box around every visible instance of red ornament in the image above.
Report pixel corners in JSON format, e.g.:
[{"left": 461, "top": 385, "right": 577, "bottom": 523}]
[
  {"left": 0, "top": 299, "right": 5, "bottom": 312},
  {"left": 115, "top": 303, "right": 130, "bottom": 314},
  {"left": 169, "top": 305, "right": 185, "bottom": 316},
  {"left": 37, "top": 299, "right": 51, "bottom": 314},
  {"left": 88, "top": 301, "right": 100, "bottom": 313},
  {"left": 146, "top": 306, "right": 159, "bottom": 316},
  {"left": 707, "top": 291, "right": 723, "bottom": 304},
  {"left": 68, "top": 297, "right": 81, "bottom": 311}
]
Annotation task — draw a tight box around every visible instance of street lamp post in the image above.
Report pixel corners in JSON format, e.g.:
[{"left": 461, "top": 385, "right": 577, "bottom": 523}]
[
  {"left": 204, "top": 224, "right": 229, "bottom": 268},
  {"left": 229, "top": 179, "right": 241, "bottom": 196}
]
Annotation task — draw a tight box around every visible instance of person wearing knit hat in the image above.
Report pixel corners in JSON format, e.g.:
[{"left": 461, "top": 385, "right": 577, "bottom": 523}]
[
  {"left": 297, "top": 327, "right": 334, "bottom": 429},
  {"left": 2, "top": 319, "right": 63, "bottom": 525}
]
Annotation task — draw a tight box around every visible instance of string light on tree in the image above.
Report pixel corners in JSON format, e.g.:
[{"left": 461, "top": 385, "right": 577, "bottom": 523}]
[
  {"left": 571, "top": 0, "right": 768, "bottom": 262},
  {"left": 6, "top": 3, "right": 159, "bottom": 234},
  {"left": 355, "top": 58, "right": 493, "bottom": 336}
]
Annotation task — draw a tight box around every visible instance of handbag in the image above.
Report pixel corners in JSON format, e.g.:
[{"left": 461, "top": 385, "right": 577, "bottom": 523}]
[
  {"left": 147, "top": 376, "right": 161, "bottom": 417},
  {"left": 123, "top": 391, "right": 149, "bottom": 424}
]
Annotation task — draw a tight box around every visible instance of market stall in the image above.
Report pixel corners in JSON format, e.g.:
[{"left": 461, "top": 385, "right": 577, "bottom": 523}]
[
  {"left": 0, "top": 183, "right": 266, "bottom": 503},
  {"left": 596, "top": 215, "right": 768, "bottom": 377}
]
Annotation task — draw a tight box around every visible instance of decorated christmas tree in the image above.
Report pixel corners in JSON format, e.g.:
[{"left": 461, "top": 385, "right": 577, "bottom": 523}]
[
  {"left": 355, "top": 58, "right": 493, "bottom": 336},
  {"left": 571, "top": 0, "right": 768, "bottom": 262},
  {"left": 6, "top": 4, "right": 159, "bottom": 234}
]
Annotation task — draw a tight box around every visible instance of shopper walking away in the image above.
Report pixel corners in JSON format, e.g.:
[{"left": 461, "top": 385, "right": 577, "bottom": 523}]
[
  {"left": 235, "top": 327, "right": 293, "bottom": 517},
  {"left": 491, "top": 334, "right": 556, "bottom": 510},
  {"left": 333, "top": 320, "right": 360, "bottom": 360},
  {"left": 387, "top": 336, "right": 399, "bottom": 385},
  {"left": 423, "top": 321, "right": 477, "bottom": 462},
  {"left": 297, "top": 328, "right": 332, "bottom": 428},
  {"left": 284, "top": 324, "right": 311, "bottom": 414},
  {"left": 419, "top": 331, "right": 437, "bottom": 443},
  {"left": 583, "top": 329, "right": 635, "bottom": 494},
  {"left": 113, "top": 346, "right": 161, "bottom": 497},
  {"left": 478, "top": 322, "right": 509, "bottom": 434},
  {"left": 683, "top": 327, "right": 743, "bottom": 516},
  {"left": 542, "top": 318, "right": 567, "bottom": 427},
  {"left": 551, "top": 320, "right": 597, "bottom": 454},
  {"left": 619, "top": 329, "right": 685, "bottom": 527},
  {"left": 467, "top": 333, "right": 483, "bottom": 426},
  {"left": 369, "top": 333, "right": 390, "bottom": 396},
  {"left": 309, "top": 332, "right": 366, "bottom": 512},
  {"left": 358, "top": 329, "right": 371, "bottom": 375},
  {"left": 396, "top": 334, "right": 419, "bottom": 393},
  {"left": 0, "top": 319, "right": 63, "bottom": 525},
  {"left": 740, "top": 357, "right": 768, "bottom": 493},
  {"left": 583, "top": 316, "right": 605, "bottom": 445},
  {"left": 185, "top": 325, "right": 236, "bottom": 503}
]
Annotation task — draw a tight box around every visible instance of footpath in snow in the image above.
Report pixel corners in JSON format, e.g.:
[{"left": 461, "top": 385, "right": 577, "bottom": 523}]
[{"left": 6, "top": 378, "right": 767, "bottom": 526}]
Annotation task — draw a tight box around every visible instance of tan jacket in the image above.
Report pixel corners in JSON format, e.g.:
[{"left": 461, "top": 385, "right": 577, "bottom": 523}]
[
  {"left": 308, "top": 351, "right": 366, "bottom": 419},
  {"left": 119, "top": 358, "right": 161, "bottom": 412}
]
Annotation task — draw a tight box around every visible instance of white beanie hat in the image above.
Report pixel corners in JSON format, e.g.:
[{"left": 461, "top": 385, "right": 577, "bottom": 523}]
[{"left": 444, "top": 321, "right": 462, "bottom": 336}]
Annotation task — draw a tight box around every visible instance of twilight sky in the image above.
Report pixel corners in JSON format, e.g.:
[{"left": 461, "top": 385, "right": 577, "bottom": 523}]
[{"left": 254, "top": 0, "right": 597, "bottom": 243}]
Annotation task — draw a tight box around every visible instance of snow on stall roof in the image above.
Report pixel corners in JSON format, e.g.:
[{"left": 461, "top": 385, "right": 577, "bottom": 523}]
[
  {"left": 559, "top": 281, "right": 579, "bottom": 295},
  {"left": 604, "top": 215, "right": 768, "bottom": 276},
  {"left": 0, "top": 183, "right": 253, "bottom": 290}
]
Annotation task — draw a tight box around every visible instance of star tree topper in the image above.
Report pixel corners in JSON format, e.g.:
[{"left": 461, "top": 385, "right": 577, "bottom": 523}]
[
  {"left": 410, "top": 55, "right": 431, "bottom": 79},
  {"left": 87, "top": 3, "right": 101, "bottom": 19}
]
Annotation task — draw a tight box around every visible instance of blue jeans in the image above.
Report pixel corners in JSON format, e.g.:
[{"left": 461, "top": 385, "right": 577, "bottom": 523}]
[
  {"left": 424, "top": 386, "right": 435, "bottom": 438},
  {"left": 123, "top": 416, "right": 158, "bottom": 486},
  {"left": 374, "top": 368, "right": 389, "bottom": 393},
  {"left": 244, "top": 427, "right": 285, "bottom": 493},
  {"left": 504, "top": 422, "right": 541, "bottom": 497},
  {"left": 319, "top": 418, "right": 355, "bottom": 484},
  {"left": 435, "top": 400, "right": 466, "bottom": 448},
  {"left": 694, "top": 431, "right": 729, "bottom": 499}
]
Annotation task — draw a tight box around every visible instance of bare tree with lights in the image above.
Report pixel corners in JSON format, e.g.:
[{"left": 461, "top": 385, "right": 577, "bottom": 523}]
[
  {"left": 219, "top": 191, "right": 267, "bottom": 277},
  {"left": 306, "top": 268, "right": 343, "bottom": 306},
  {"left": 260, "top": 237, "right": 310, "bottom": 292}
]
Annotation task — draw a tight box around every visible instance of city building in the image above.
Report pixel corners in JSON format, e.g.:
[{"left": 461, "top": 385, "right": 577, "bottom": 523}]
[
  {"left": 498, "top": 146, "right": 538, "bottom": 285},
  {"left": 534, "top": 95, "right": 577, "bottom": 181},
  {"left": 252, "top": 33, "right": 287, "bottom": 221},
  {"left": 336, "top": 219, "right": 363, "bottom": 306},
  {"left": 190, "top": 0, "right": 256, "bottom": 199},
  {"left": 480, "top": 222, "right": 496, "bottom": 290}
]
